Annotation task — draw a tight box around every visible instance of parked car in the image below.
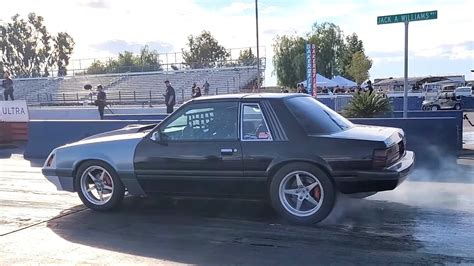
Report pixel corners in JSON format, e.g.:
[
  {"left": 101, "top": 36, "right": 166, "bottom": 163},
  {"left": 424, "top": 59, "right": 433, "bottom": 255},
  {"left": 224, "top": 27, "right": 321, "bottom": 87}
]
[
  {"left": 42, "top": 94, "right": 414, "bottom": 224},
  {"left": 422, "top": 92, "right": 462, "bottom": 111},
  {"left": 454, "top": 86, "right": 473, "bottom": 97}
]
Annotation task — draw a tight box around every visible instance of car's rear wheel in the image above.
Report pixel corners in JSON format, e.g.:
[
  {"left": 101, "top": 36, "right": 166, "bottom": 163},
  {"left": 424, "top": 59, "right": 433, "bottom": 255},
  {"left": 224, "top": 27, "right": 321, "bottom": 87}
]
[
  {"left": 431, "top": 105, "right": 439, "bottom": 111},
  {"left": 75, "top": 160, "right": 124, "bottom": 211},
  {"left": 269, "top": 163, "right": 335, "bottom": 224},
  {"left": 454, "top": 103, "right": 462, "bottom": 110}
]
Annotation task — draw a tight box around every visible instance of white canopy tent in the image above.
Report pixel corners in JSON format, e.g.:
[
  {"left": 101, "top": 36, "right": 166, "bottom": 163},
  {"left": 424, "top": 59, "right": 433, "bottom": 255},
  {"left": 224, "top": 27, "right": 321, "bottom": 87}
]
[
  {"left": 298, "top": 74, "right": 338, "bottom": 87},
  {"left": 331, "top": 75, "right": 357, "bottom": 88}
]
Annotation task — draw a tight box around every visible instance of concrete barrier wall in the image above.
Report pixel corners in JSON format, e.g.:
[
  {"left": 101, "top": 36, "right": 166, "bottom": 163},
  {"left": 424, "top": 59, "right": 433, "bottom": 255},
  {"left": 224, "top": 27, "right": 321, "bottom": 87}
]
[
  {"left": 25, "top": 116, "right": 460, "bottom": 169},
  {"left": 388, "top": 96, "right": 424, "bottom": 111},
  {"left": 104, "top": 114, "right": 167, "bottom": 121},
  {"left": 24, "top": 120, "right": 156, "bottom": 159},
  {"left": 461, "top": 97, "right": 474, "bottom": 109},
  {"left": 28, "top": 106, "right": 169, "bottom": 120},
  {"left": 382, "top": 110, "right": 463, "bottom": 150},
  {"left": 350, "top": 117, "right": 458, "bottom": 166},
  {"left": 0, "top": 122, "right": 28, "bottom": 143}
]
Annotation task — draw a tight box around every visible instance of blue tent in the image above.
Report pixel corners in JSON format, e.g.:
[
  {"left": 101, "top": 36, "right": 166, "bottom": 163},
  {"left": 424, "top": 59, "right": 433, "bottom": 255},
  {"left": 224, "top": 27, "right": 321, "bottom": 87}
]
[
  {"left": 331, "top": 75, "right": 357, "bottom": 88},
  {"left": 299, "top": 74, "right": 338, "bottom": 87}
]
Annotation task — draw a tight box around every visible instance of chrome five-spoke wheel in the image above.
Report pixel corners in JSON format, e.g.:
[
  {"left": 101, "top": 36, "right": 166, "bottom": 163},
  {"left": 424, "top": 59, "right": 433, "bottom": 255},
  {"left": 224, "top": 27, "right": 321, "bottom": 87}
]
[
  {"left": 270, "top": 163, "right": 335, "bottom": 224},
  {"left": 279, "top": 171, "right": 324, "bottom": 217},
  {"left": 80, "top": 165, "right": 114, "bottom": 205},
  {"left": 75, "top": 160, "right": 125, "bottom": 211}
]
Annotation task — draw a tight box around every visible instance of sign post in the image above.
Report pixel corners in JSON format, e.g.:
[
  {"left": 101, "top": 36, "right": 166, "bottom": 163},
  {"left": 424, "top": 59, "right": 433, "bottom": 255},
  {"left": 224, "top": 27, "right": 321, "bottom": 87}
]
[{"left": 377, "top": 10, "right": 437, "bottom": 118}]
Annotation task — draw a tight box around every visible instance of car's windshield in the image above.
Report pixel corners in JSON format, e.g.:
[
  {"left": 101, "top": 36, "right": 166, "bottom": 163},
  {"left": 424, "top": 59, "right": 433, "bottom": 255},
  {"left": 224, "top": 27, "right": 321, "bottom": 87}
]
[{"left": 285, "top": 96, "right": 353, "bottom": 135}]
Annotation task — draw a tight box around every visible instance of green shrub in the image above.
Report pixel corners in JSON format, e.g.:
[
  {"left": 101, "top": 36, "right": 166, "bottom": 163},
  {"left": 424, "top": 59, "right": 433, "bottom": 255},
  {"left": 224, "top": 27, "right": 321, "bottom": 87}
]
[{"left": 344, "top": 92, "right": 392, "bottom": 118}]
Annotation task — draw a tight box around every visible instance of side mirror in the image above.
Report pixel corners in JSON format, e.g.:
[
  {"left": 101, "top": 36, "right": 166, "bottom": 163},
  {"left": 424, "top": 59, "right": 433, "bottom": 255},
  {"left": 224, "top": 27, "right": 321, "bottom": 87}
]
[{"left": 150, "top": 131, "right": 161, "bottom": 142}]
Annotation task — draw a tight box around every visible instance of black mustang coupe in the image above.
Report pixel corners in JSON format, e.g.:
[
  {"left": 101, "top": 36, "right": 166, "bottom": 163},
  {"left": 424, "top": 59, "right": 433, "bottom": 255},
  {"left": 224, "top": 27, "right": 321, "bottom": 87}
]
[{"left": 43, "top": 94, "right": 414, "bottom": 224}]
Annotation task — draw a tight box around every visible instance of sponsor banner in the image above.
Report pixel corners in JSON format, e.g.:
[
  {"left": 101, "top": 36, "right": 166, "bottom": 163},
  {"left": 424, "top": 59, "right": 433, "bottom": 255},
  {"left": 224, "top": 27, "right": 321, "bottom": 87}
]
[
  {"left": 305, "top": 44, "right": 312, "bottom": 92},
  {"left": 309, "top": 44, "right": 317, "bottom": 96},
  {"left": 0, "top": 100, "right": 30, "bottom": 122}
]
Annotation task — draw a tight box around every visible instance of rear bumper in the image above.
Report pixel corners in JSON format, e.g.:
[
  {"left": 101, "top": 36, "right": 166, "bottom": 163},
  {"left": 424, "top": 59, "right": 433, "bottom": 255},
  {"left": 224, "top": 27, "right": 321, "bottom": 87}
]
[{"left": 334, "top": 151, "right": 415, "bottom": 194}]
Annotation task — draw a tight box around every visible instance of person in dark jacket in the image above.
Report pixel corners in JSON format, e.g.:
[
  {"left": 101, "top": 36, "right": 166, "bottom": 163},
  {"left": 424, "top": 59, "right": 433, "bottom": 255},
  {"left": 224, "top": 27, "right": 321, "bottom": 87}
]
[
  {"left": 300, "top": 84, "right": 308, "bottom": 94},
  {"left": 96, "top": 85, "right": 107, "bottom": 120},
  {"left": 367, "top": 80, "right": 374, "bottom": 94},
  {"left": 203, "top": 81, "right": 210, "bottom": 95},
  {"left": 164, "top": 80, "right": 176, "bottom": 113},
  {"left": 192, "top": 87, "right": 202, "bottom": 98},
  {"left": 2, "top": 72, "right": 14, "bottom": 101}
]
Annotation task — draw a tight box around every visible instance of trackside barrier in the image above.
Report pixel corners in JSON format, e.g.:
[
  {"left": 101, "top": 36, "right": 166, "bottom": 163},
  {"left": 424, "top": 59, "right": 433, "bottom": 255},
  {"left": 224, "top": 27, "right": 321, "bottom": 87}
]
[
  {"left": 350, "top": 117, "right": 458, "bottom": 167},
  {"left": 0, "top": 123, "right": 28, "bottom": 143},
  {"left": 26, "top": 116, "right": 459, "bottom": 168},
  {"left": 104, "top": 114, "right": 168, "bottom": 121},
  {"left": 24, "top": 120, "right": 158, "bottom": 159},
  {"left": 382, "top": 110, "right": 463, "bottom": 150}
]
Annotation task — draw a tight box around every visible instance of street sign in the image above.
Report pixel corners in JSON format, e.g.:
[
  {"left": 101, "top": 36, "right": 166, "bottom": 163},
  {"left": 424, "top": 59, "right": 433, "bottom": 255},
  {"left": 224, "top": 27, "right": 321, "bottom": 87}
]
[
  {"left": 377, "top": 10, "right": 437, "bottom": 25},
  {"left": 377, "top": 10, "right": 437, "bottom": 118}
]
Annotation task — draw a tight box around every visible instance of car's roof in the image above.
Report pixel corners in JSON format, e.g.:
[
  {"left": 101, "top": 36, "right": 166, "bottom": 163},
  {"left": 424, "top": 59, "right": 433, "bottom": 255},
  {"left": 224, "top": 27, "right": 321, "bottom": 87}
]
[{"left": 191, "top": 93, "right": 307, "bottom": 102}]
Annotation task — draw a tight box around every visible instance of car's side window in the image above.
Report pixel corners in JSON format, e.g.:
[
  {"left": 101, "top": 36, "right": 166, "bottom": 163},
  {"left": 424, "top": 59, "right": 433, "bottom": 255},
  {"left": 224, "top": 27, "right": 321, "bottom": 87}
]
[
  {"left": 160, "top": 102, "right": 238, "bottom": 141},
  {"left": 241, "top": 103, "right": 273, "bottom": 141}
]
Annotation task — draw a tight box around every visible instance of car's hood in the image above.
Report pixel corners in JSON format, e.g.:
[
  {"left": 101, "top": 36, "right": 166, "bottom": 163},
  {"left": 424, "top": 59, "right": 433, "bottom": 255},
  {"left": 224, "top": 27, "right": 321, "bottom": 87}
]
[
  {"left": 422, "top": 100, "right": 434, "bottom": 105},
  {"left": 64, "top": 124, "right": 156, "bottom": 147},
  {"left": 328, "top": 125, "right": 403, "bottom": 147}
]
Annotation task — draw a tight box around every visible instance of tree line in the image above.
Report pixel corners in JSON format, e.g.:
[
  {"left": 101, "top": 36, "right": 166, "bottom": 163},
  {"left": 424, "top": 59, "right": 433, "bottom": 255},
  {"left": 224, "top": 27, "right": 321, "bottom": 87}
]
[
  {"left": 0, "top": 13, "right": 75, "bottom": 78},
  {"left": 87, "top": 30, "right": 257, "bottom": 74},
  {"left": 273, "top": 22, "right": 372, "bottom": 87}
]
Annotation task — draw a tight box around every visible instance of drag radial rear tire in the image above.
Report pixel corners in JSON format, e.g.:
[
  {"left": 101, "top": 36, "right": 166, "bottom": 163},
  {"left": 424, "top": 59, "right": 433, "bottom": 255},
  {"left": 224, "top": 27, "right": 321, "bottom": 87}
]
[
  {"left": 75, "top": 160, "right": 125, "bottom": 211},
  {"left": 269, "top": 162, "right": 336, "bottom": 225}
]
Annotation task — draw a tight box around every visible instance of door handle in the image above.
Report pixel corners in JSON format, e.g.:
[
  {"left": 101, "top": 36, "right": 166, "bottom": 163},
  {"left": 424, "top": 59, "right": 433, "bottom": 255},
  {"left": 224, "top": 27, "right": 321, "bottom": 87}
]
[{"left": 220, "top": 148, "right": 236, "bottom": 155}]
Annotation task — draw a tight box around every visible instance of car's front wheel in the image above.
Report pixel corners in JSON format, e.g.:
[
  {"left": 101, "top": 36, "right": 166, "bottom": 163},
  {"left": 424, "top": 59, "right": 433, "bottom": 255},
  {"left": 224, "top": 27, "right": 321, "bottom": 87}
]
[
  {"left": 269, "top": 163, "right": 335, "bottom": 224},
  {"left": 454, "top": 103, "right": 462, "bottom": 110},
  {"left": 431, "top": 105, "right": 439, "bottom": 111},
  {"left": 75, "top": 160, "right": 125, "bottom": 211}
]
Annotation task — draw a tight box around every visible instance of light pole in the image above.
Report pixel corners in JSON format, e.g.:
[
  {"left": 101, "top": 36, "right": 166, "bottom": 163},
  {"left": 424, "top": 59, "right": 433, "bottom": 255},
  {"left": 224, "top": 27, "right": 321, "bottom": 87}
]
[{"left": 255, "top": 0, "right": 260, "bottom": 92}]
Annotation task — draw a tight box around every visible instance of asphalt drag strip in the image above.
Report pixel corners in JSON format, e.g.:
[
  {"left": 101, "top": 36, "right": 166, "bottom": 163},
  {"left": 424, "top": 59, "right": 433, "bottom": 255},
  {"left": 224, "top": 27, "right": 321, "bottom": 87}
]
[{"left": 1, "top": 148, "right": 473, "bottom": 265}]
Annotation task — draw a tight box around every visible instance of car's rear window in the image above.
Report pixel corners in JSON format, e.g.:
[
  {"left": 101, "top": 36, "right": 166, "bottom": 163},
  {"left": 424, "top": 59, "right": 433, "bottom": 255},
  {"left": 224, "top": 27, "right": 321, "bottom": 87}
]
[{"left": 284, "top": 96, "right": 353, "bottom": 135}]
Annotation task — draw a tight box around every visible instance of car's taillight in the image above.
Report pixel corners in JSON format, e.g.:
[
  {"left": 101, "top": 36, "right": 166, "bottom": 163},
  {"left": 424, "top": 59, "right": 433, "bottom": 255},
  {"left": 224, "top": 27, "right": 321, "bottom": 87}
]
[
  {"left": 373, "top": 143, "right": 401, "bottom": 168},
  {"left": 46, "top": 154, "right": 55, "bottom": 167},
  {"left": 373, "top": 149, "right": 388, "bottom": 168}
]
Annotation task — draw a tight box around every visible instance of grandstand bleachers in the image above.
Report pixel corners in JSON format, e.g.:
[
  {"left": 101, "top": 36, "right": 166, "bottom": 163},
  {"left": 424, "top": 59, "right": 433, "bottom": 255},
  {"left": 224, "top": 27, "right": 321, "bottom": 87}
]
[{"left": 1, "top": 66, "right": 259, "bottom": 105}]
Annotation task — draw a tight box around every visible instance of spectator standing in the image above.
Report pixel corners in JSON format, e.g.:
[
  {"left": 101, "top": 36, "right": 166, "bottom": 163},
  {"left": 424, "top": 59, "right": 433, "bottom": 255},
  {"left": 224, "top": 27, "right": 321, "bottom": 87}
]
[
  {"left": 193, "top": 87, "right": 202, "bottom": 98},
  {"left": 2, "top": 72, "right": 14, "bottom": 101},
  {"left": 164, "top": 80, "right": 176, "bottom": 114},
  {"left": 203, "top": 81, "right": 210, "bottom": 95},
  {"left": 367, "top": 80, "right": 374, "bottom": 94},
  {"left": 300, "top": 84, "right": 308, "bottom": 94},
  {"left": 191, "top": 82, "right": 196, "bottom": 96},
  {"left": 96, "top": 85, "right": 107, "bottom": 120}
]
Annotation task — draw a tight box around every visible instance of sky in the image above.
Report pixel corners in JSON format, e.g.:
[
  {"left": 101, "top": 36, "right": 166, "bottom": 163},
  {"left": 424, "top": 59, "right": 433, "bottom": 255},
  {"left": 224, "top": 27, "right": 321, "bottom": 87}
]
[{"left": 0, "top": 0, "right": 473, "bottom": 85}]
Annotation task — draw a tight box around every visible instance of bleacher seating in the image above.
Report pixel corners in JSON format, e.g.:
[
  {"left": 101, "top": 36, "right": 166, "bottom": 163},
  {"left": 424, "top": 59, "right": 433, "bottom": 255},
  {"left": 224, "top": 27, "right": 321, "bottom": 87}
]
[{"left": 1, "top": 66, "right": 259, "bottom": 105}]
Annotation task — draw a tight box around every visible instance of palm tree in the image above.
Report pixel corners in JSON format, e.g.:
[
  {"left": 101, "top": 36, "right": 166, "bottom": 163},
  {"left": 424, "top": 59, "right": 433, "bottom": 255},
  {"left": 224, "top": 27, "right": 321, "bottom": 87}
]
[{"left": 344, "top": 92, "right": 391, "bottom": 118}]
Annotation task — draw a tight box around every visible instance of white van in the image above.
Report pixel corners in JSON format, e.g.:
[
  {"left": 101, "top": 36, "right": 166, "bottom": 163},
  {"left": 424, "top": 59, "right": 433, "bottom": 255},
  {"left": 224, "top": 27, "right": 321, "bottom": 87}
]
[{"left": 454, "top": 86, "right": 473, "bottom": 97}]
